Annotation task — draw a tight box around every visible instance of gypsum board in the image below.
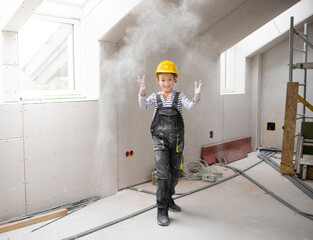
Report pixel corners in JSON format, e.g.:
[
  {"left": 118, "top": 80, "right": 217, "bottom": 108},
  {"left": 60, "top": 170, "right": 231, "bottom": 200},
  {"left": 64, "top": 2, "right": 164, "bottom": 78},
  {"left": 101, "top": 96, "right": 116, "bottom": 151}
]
[
  {"left": 224, "top": 165, "right": 313, "bottom": 221},
  {"left": 258, "top": 153, "right": 313, "bottom": 199},
  {"left": 62, "top": 172, "right": 242, "bottom": 240}
]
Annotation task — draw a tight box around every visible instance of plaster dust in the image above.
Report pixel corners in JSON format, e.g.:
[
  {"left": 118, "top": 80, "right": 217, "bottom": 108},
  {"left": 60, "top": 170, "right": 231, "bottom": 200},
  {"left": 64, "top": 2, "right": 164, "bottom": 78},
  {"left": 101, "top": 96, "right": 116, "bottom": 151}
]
[
  {"left": 2, "top": 152, "right": 312, "bottom": 240},
  {"left": 97, "top": 0, "right": 218, "bottom": 190}
]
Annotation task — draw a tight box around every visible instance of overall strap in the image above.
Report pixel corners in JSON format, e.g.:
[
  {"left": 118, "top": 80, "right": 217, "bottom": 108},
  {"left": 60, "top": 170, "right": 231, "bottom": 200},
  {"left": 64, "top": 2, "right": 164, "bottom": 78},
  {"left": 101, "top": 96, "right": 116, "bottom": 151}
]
[
  {"left": 156, "top": 93, "right": 163, "bottom": 108},
  {"left": 172, "top": 91, "right": 180, "bottom": 109}
]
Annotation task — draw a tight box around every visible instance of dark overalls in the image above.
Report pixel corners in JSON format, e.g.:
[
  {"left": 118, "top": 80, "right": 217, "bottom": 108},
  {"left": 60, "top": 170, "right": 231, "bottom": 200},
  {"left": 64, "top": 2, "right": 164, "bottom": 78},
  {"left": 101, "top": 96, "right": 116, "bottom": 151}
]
[{"left": 150, "top": 92, "right": 184, "bottom": 209}]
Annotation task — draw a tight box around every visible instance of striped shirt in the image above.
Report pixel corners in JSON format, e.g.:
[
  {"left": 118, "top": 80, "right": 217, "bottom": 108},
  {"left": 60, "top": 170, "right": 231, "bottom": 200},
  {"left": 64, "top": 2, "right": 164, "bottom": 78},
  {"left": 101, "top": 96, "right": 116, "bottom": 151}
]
[{"left": 138, "top": 90, "right": 198, "bottom": 120}]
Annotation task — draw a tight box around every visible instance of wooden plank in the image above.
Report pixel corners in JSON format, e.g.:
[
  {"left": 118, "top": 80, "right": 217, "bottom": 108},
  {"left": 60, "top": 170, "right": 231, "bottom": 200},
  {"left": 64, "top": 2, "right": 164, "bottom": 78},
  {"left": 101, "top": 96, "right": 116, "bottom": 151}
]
[
  {"left": 202, "top": 137, "right": 252, "bottom": 165},
  {"left": 281, "top": 82, "right": 298, "bottom": 174},
  {"left": 307, "top": 166, "right": 313, "bottom": 178},
  {"left": 0, "top": 209, "right": 67, "bottom": 234},
  {"left": 298, "top": 95, "right": 313, "bottom": 112}
]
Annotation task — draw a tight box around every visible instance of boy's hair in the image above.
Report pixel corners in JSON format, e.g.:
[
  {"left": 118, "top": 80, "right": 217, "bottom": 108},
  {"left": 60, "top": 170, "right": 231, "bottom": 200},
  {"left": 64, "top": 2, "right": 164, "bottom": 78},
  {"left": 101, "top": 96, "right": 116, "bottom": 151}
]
[{"left": 157, "top": 72, "right": 177, "bottom": 79}]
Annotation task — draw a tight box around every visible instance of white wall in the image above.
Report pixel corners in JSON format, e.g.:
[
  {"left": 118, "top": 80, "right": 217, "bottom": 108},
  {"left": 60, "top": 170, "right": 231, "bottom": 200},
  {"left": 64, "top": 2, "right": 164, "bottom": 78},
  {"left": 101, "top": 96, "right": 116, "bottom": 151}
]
[{"left": 260, "top": 22, "right": 313, "bottom": 149}]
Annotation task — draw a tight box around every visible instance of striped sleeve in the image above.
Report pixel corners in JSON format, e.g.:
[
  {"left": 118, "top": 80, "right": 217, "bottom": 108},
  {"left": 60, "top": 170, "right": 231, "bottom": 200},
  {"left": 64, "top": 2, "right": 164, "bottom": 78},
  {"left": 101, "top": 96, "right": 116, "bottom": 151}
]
[
  {"left": 138, "top": 93, "right": 156, "bottom": 109},
  {"left": 179, "top": 92, "right": 198, "bottom": 110}
]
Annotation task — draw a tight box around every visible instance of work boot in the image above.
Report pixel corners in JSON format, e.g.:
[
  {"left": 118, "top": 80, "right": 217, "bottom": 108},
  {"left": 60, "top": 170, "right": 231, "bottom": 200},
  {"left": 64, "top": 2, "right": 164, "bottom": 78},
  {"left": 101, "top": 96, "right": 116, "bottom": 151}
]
[
  {"left": 168, "top": 199, "right": 181, "bottom": 212},
  {"left": 157, "top": 208, "right": 170, "bottom": 226}
]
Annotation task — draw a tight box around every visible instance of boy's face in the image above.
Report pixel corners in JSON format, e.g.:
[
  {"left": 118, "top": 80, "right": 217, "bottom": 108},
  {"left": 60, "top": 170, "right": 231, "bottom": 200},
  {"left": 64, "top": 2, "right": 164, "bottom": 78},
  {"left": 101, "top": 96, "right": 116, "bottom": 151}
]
[{"left": 157, "top": 73, "right": 176, "bottom": 94}]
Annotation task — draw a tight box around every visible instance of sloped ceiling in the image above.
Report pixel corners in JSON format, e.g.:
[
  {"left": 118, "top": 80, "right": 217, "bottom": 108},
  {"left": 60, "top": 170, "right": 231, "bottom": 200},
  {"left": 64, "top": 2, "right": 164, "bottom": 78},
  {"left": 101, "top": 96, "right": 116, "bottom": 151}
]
[
  {"left": 101, "top": 0, "right": 300, "bottom": 53},
  {"left": 202, "top": 0, "right": 300, "bottom": 52}
]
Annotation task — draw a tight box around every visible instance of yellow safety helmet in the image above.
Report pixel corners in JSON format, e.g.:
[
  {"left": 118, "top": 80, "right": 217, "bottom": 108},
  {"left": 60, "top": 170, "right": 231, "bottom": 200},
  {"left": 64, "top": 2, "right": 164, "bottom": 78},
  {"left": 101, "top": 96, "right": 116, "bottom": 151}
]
[{"left": 155, "top": 60, "right": 178, "bottom": 79}]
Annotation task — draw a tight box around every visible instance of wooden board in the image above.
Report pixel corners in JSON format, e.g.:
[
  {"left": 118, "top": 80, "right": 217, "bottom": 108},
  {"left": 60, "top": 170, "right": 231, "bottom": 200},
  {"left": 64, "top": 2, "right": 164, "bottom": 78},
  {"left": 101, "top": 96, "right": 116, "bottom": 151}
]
[
  {"left": 202, "top": 137, "right": 252, "bottom": 165},
  {"left": 0, "top": 209, "right": 67, "bottom": 233},
  {"left": 298, "top": 95, "right": 313, "bottom": 112},
  {"left": 281, "top": 82, "right": 298, "bottom": 174}
]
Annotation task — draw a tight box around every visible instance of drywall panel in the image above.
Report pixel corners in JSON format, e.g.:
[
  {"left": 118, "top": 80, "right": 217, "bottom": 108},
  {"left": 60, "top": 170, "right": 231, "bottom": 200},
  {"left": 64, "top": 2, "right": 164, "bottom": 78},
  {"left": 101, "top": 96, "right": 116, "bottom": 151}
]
[
  {"left": 180, "top": 46, "right": 223, "bottom": 158},
  {"left": 0, "top": 103, "right": 22, "bottom": 139},
  {"left": 23, "top": 101, "right": 99, "bottom": 214},
  {"left": 223, "top": 94, "right": 250, "bottom": 140},
  {"left": 1, "top": 31, "right": 18, "bottom": 65},
  {"left": 0, "top": 138, "right": 25, "bottom": 222},
  {"left": 207, "top": 0, "right": 299, "bottom": 53},
  {"left": 81, "top": 0, "right": 141, "bottom": 99},
  {"left": 261, "top": 38, "right": 289, "bottom": 149},
  {"left": 2, "top": 0, "right": 42, "bottom": 31},
  {"left": 94, "top": 99, "right": 118, "bottom": 197},
  {"left": 2, "top": 66, "right": 19, "bottom": 102},
  {"left": 2, "top": 31, "right": 20, "bottom": 102},
  {"left": 248, "top": 55, "right": 262, "bottom": 150}
]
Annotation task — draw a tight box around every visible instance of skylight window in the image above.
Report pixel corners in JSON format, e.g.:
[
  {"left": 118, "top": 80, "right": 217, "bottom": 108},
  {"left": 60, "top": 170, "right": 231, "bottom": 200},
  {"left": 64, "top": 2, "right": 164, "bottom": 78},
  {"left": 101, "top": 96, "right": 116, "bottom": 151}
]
[{"left": 19, "top": 16, "right": 81, "bottom": 99}]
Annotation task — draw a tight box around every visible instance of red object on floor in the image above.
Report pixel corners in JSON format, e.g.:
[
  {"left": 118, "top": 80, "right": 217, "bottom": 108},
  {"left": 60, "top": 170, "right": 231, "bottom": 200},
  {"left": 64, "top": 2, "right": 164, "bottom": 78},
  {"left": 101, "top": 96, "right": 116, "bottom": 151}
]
[{"left": 202, "top": 137, "right": 253, "bottom": 165}]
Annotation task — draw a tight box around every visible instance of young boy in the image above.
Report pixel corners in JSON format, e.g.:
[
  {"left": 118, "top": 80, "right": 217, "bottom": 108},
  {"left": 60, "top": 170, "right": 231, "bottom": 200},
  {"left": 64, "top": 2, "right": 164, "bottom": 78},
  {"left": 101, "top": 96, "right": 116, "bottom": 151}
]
[{"left": 137, "top": 60, "right": 202, "bottom": 226}]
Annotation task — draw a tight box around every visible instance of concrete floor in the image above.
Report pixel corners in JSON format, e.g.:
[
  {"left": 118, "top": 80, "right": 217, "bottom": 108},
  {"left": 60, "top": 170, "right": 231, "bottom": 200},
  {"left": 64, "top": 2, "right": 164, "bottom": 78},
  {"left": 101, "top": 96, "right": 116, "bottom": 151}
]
[{"left": 1, "top": 152, "right": 313, "bottom": 240}]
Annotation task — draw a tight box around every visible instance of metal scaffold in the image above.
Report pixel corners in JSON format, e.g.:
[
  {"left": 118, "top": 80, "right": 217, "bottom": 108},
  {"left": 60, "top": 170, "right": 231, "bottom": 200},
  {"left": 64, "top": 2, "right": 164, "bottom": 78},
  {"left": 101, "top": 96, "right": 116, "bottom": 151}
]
[{"left": 281, "top": 16, "right": 313, "bottom": 179}]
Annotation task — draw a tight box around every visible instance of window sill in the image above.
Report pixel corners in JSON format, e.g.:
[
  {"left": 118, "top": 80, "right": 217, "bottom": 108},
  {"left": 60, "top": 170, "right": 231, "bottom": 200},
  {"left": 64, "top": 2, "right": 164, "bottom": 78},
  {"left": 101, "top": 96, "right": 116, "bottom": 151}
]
[
  {"left": 220, "top": 91, "right": 245, "bottom": 95},
  {"left": 1, "top": 97, "right": 99, "bottom": 105}
]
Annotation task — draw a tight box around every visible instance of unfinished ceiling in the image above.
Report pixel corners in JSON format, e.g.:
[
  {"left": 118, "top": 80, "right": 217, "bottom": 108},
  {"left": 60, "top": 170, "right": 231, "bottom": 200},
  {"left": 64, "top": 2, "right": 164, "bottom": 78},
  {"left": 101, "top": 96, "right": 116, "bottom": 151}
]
[{"left": 101, "top": 0, "right": 300, "bottom": 53}]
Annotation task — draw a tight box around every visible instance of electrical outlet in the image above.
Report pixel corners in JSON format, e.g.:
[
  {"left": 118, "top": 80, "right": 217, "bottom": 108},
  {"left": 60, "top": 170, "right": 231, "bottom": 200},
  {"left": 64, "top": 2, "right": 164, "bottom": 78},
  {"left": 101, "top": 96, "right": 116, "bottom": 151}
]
[{"left": 210, "top": 131, "right": 213, "bottom": 138}]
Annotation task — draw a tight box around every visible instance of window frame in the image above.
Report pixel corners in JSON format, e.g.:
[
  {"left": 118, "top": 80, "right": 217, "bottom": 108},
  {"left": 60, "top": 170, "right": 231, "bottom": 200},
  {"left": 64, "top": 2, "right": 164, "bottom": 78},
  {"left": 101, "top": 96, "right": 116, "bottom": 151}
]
[
  {"left": 19, "top": 14, "right": 82, "bottom": 101},
  {"left": 220, "top": 47, "right": 234, "bottom": 94}
]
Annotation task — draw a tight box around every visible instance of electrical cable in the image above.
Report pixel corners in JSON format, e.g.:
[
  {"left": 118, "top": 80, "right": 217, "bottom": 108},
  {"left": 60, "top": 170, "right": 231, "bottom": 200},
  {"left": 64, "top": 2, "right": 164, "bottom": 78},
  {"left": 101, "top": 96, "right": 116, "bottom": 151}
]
[{"left": 182, "top": 157, "right": 223, "bottom": 182}]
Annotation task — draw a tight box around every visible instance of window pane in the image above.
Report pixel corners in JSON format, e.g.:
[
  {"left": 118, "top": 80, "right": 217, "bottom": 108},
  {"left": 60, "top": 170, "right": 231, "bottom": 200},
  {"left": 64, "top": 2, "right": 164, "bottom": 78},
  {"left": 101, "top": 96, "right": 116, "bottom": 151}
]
[
  {"left": 220, "top": 47, "right": 234, "bottom": 94},
  {"left": 19, "top": 18, "right": 74, "bottom": 93}
]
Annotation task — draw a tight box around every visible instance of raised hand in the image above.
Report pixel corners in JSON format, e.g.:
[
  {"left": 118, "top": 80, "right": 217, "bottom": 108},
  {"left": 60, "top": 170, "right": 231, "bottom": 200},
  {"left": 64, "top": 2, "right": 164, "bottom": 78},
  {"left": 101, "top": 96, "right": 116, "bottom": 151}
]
[
  {"left": 194, "top": 80, "right": 203, "bottom": 102},
  {"left": 137, "top": 75, "right": 146, "bottom": 96}
]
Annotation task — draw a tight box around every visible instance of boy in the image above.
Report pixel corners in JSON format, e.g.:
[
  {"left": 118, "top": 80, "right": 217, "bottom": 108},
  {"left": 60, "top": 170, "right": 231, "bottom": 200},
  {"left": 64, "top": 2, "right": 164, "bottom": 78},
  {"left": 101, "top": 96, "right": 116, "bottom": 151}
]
[{"left": 137, "top": 60, "right": 202, "bottom": 226}]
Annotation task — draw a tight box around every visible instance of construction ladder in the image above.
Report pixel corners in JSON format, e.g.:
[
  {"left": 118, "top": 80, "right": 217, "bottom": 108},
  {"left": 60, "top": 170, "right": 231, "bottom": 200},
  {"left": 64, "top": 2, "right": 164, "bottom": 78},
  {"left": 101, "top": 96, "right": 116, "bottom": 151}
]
[{"left": 281, "top": 17, "right": 313, "bottom": 178}]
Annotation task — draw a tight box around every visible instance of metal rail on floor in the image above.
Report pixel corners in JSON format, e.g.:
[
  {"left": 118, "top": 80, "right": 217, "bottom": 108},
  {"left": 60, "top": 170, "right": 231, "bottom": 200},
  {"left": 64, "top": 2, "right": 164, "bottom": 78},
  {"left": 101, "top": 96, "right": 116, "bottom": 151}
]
[
  {"left": 62, "top": 159, "right": 313, "bottom": 240},
  {"left": 258, "top": 152, "right": 313, "bottom": 199},
  {"left": 223, "top": 164, "right": 313, "bottom": 221}
]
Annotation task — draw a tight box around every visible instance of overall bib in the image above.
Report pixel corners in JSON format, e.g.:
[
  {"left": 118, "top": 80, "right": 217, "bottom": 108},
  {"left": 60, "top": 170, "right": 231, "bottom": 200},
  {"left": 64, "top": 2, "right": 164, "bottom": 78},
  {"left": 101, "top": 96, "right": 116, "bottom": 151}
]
[{"left": 151, "top": 92, "right": 184, "bottom": 209}]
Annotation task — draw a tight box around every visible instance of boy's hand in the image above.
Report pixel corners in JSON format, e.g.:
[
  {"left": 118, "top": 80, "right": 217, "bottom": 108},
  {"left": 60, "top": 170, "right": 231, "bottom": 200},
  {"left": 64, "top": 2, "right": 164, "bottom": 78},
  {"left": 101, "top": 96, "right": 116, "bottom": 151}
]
[
  {"left": 137, "top": 75, "right": 146, "bottom": 96},
  {"left": 194, "top": 80, "right": 203, "bottom": 102}
]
